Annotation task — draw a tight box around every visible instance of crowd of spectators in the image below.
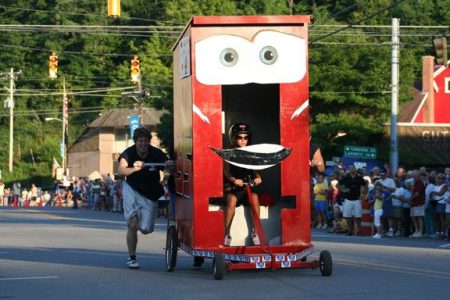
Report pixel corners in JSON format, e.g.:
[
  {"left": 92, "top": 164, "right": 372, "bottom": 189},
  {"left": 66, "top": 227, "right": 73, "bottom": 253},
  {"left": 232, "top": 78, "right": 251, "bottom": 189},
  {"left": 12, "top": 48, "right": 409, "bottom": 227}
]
[
  {"left": 0, "top": 172, "right": 172, "bottom": 218},
  {"left": 312, "top": 164, "right": 450, "bottom": 240},
  {"left": 0, "top": 174, "right": 124, "bottom": 212},
  {"left": 2, "top": 162, "right": 449, "bottom": 241}
]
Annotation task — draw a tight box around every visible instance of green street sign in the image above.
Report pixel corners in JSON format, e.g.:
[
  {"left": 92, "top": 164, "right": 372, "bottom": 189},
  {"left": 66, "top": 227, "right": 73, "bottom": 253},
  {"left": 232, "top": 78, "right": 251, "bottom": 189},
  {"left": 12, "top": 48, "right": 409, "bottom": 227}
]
[{"left": 344, "top": 145, "right": 377, "bottom": 159}]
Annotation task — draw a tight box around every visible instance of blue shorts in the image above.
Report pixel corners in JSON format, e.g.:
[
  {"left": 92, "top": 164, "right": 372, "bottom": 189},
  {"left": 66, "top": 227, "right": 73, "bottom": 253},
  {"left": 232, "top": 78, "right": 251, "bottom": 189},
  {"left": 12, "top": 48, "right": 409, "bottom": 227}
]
[
  {"left": 315, "top": 200, "right": 328, "bottom": 213},
  {"left": 436, "top": 203, "right": 446, "bottom": 214},
  {"left": 382, "top": 198, "right": 392, "bottom": 217}
]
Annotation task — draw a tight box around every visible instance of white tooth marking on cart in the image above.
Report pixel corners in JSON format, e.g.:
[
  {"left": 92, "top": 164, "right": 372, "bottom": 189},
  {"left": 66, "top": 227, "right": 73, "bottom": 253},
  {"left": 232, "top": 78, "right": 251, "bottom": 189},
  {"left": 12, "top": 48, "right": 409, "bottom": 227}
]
[
  {"left": 275, "top": 255, "right": 285, "bottom": 262},
  {"left": 291, "top": 99, "right": 309, "bottom": 120},
  {"left": 256, "top": 262, "right": 266, "bottom": 269},
  {"left": 193, "top": 104, "right": 210, "bottom": 124},
  {"left": 287, "top": 255, "right": 297, "bottom": 261},
  {"left": 250, "top": 257, "right": 260, "bottom": 263}
]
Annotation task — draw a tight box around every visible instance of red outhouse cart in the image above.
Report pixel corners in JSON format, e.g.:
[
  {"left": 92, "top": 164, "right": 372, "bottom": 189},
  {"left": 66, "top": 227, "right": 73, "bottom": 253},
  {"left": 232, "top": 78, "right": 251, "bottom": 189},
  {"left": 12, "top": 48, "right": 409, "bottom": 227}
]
[{"left": 167, "top": 15, "right": 332, "bottom": 279}]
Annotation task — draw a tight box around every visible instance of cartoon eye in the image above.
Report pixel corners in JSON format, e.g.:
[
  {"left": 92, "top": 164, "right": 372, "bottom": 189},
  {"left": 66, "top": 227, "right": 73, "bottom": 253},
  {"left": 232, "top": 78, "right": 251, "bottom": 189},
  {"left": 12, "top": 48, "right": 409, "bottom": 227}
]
[
  {"left": 195, "top": 32, "right": 306, "bottom": 85},
  {"left": 259, "top": 46, "right": 278, "bottom": 65},
  {"left": 220, "top": 48, "right": 239, "bottom": 67}
]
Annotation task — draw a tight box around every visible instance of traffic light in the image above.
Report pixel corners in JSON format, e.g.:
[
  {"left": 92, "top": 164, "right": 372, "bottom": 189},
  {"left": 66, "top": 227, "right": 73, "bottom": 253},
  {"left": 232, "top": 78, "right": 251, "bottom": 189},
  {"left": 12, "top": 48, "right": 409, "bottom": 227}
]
[
  {"left": 49, "top": 51, "right": 58, "bottom": 79},
  {"left": 107, "top": 0, "right": 120, "bottom": 18},
  {"left": 432, "top": 37, "right": 448, "bottom": 66},
  {"left": 130, "top": 56, "right": 140, "bottom": 83}
]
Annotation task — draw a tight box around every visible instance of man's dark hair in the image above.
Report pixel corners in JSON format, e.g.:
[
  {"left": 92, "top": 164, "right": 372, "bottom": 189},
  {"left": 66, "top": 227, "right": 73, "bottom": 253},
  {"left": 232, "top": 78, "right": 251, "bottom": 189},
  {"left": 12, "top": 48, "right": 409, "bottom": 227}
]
[{"left": 132, "top": 127, "right": 151, "bottom": 143}]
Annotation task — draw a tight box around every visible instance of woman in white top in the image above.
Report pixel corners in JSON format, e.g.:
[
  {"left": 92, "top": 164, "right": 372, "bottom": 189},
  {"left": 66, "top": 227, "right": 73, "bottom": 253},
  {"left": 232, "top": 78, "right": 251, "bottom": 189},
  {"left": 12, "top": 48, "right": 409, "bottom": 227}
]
[
  {"left": 387, "top": 179, "right": 406, "bottom": 237},
  {"left": 424, "top": 176, "right": 437, "bottom": 237},
  {"left": 430, "top": 174, "right": 447, "bottom": 238}
]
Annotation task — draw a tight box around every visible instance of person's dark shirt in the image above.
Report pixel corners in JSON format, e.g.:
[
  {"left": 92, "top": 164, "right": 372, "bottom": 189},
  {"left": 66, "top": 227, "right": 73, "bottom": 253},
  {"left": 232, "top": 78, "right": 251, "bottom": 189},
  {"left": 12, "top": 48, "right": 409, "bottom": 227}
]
[
  {"left": 118, "top": 145, "right": 167, "bottom": 201},
  {"left": 411, "top": 180, "right": 425, "bottom": 207},
  {"left": 339, "top": 173, "right": 366, "bottom": 200},
  {"left": 224, "top": 163, "right": 257, "bottom": 191},
  {"left": 229, "top": 164, "right": 256, "bottom": 182}
]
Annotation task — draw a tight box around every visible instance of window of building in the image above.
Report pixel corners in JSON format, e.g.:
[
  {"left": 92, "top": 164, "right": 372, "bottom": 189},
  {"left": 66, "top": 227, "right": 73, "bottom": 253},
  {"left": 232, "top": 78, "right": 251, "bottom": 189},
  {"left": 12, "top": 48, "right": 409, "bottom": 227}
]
[
  {"left": 115, "top": 128, "right": 128, "bottom": 141},
  {"left": 114, "top": 128, "right": 129, "bottom": 154}
]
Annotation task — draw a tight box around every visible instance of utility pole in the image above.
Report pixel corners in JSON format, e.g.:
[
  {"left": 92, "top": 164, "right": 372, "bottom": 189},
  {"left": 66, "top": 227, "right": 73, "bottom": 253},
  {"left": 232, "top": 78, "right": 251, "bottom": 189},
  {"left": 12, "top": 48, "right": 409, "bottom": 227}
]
[
  {"left": 62, "top": 78, "right": 68, "bottom": 175},
  {"left": 121, "top": 75, "right": 149, "bottom": 126},
  {"left": 137, "top": 74, "right": 143, "bottom": 118},
  {"left": 390, "top": 18, "right": 399, "bottom": 174},
  {"left": 287, "top": 0, "right": 294, "bottom": 15},
  {"left": 6, "top": 68, "right": 22, "bottom": 172}
]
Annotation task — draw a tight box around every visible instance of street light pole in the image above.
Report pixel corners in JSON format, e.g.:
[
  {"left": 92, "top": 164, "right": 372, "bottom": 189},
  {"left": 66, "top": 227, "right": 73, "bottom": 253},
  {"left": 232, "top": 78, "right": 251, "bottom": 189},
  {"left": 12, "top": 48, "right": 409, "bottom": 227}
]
[
  {"left": 390, "top": 18, "right": 399, "bottom": 174},
  {"left": 62, "top": 78, "right": 68, "bottom": 174},
  {"left": 62, "top": 116, "right": 66, "bottom": 172},
  {"left": 7, "top": 68, "right": 21, "bottom": 172},
  {"left": 9, "top": 68, "right": 14, "bottom": 172}
]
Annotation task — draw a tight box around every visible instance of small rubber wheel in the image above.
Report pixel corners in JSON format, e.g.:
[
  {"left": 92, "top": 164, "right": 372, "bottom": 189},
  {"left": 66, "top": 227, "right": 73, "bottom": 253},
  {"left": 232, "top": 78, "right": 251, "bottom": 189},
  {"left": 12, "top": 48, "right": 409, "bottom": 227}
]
[
  {"left": 319, "top": 250, "right": 332, "bottom": 276},
  {"left": 165, "top": 225, "right": 178, "bottom": 272},
  {"left": 213, "top": 253, "right": 225, "bottom": 280}
]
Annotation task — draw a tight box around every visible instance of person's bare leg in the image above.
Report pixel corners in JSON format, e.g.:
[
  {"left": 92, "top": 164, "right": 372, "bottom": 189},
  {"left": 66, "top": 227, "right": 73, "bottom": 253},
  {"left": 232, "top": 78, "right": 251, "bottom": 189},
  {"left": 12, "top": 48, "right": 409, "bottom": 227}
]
[
  {"left": 251, "top": 193, "right": 260, "bottom": 218},
  {"left": 224, "top": 194, "right": 237, "bottom": 235},
  {"left": 418, "top": 217, "right": 424, "bottom": 235},
  {"left": 127, "top": 216, "right": 139, "bottom": 256}
]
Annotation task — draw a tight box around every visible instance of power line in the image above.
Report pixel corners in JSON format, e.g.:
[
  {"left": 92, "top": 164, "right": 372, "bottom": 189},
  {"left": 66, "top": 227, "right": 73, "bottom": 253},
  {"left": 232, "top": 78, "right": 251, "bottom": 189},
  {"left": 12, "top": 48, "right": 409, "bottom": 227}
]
[
  {"left": 0, "top": 44, "right": 174, "bottom": 58},
  {"left": 0, "top": 104, "right": 135, "bottom": 117},
  {"left": 0, "top": 4, "right": 185, "bottom": 25},
  {"left": 0, "top": 86, "right": 135, "bottom": 97},
  {"left": 310, "top": 3, "right": 358, "bottom": 27},
  {"left": 310, "top": 0, "right": 407, "bottom": 45},
  {"left": 311, "top": 25, "right": 450, "bottom": 29},
  {"left": 0, "top": 24, "right": 184, "bottom": 30}
]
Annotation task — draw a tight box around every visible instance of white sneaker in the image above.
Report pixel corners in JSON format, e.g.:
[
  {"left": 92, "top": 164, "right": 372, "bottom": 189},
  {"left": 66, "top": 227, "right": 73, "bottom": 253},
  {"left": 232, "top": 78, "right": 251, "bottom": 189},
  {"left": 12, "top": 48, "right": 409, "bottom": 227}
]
[
  {"left": 322, "top": 224, "right": 328, "bottom": 229},
  {"left": 386, "top": 229, "right": 394, "bottom": 237},
  {"left": 394, "top": 231, "right": 401, "bottom": 237},
  {"left": 372, "top": 233, "right": 382, "bottom": 239},
  {"left": 409, "top": 232, "right": 418, "bottom": 238},
  {"left": 224, "top": 235, "right": 232, "bottom": 247},
  {"left": 415, "top": 232, "right": 423, "bottom": 238},
  {"left": 316, "top": 223, "right": 322, "bottom": 229},
  {"left": 127, "top": 258, "right": 140, "bottom": 269}
]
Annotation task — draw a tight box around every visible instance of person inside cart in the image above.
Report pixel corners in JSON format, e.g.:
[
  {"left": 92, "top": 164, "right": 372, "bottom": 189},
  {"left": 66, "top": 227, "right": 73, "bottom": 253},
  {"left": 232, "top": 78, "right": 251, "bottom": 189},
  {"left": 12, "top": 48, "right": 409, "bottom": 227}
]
[
  {"left": 223, "top": 123, "right": 262, "bottom": 247},
  {"left": 118, "top": 127, "right": 167, "bottom": 269}
]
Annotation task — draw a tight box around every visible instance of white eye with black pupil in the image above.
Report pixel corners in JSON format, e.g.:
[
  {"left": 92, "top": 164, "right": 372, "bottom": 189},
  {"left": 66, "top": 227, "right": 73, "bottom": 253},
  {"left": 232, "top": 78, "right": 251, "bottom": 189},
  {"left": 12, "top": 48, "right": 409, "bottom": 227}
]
[
  {"left": 260, "top": 46, "right": 278, "bottom": 65},
  {"left": 220, "top": 48, "right": 238, "bottom": 67}
]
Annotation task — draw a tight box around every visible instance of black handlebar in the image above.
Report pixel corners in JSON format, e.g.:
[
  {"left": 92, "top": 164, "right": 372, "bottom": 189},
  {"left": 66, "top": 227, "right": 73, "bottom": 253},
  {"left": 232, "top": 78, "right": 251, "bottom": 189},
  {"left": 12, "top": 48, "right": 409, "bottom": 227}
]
[{"left": 242, "top": 175, "right": 255, "bottom": 187}]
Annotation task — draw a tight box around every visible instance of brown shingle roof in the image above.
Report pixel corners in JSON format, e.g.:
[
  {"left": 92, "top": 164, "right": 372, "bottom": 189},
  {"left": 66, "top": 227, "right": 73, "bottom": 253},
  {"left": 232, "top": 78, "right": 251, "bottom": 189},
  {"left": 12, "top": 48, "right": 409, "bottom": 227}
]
[
  {"left": 89, "top": 107, "right": 167, "bottom": 128},
  {"left": 68, "top": 107, "right": 167, "bottom": 153}
]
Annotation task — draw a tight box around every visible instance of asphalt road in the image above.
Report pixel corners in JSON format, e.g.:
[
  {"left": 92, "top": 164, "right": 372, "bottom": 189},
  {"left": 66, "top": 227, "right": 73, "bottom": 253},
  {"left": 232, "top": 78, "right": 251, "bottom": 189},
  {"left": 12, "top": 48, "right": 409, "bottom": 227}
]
[{"left": 1, "top": 207, "right": 449, "bottom": 300}]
